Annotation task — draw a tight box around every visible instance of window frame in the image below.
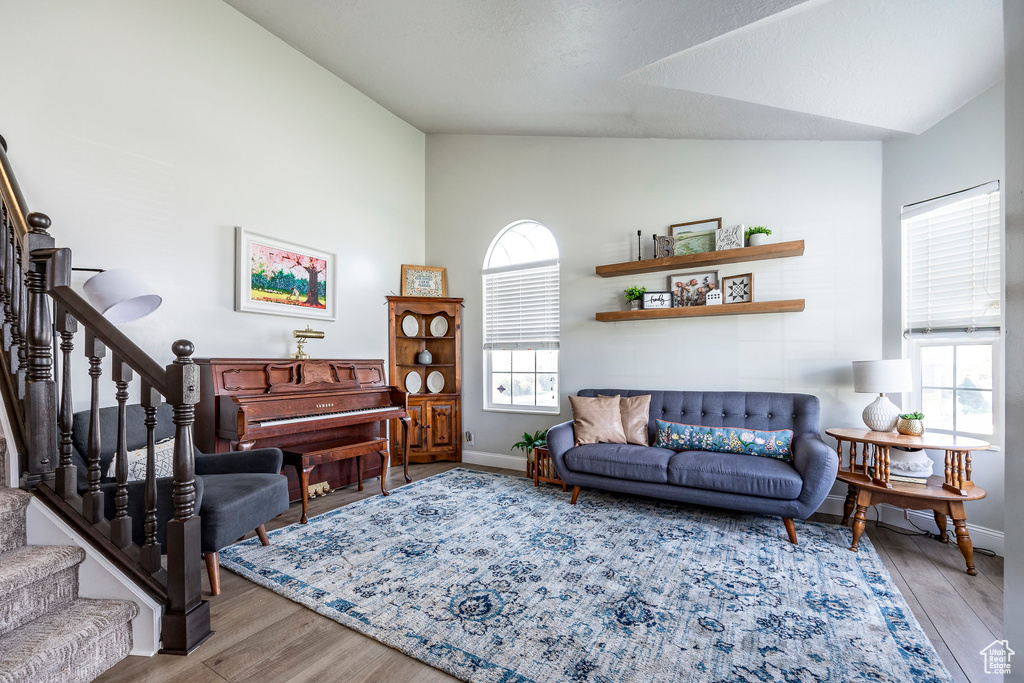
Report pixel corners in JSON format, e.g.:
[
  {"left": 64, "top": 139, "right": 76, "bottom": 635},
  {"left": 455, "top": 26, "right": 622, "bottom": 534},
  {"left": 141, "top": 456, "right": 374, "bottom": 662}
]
[
  {"left": 481, "top": 220, "right": 561, "bottom": 416},
  {"left": 906, "top": 333, "right": 1002, "bottom": 446}
]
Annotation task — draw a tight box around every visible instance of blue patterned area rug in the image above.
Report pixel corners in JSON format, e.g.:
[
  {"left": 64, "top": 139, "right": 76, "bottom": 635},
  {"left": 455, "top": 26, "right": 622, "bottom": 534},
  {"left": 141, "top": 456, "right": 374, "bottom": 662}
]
[{"left": 219, "top": 468, "right": 951, "bottom": 683}]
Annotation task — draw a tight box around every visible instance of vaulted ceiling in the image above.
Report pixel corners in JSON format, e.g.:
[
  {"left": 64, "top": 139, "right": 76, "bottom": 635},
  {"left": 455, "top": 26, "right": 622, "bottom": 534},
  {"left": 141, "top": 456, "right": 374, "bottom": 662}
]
[{"left": 223, "top": 0, "right": 1004, "bottom": 140}]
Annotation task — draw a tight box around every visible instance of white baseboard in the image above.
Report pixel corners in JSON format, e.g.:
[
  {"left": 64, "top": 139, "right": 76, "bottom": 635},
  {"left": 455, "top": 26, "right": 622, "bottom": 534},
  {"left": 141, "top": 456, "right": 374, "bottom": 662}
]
[
  {"left": 462, "top": 450, "right": 527, "bottom": 472},
  {"left": 26, "top": 499, "right": 162, "bottom": 656},
  {"left": 816, "top": 494, "right": 1004, "bottom": 557}
]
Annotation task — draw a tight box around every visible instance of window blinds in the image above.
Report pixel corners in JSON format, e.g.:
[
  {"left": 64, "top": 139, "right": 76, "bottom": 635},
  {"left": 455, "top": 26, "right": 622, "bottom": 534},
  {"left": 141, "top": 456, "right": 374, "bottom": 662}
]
[
  {"left": 483, "top": 259, "right": 560, "bottom": 350},
  {"left": 902, "top": 181, "right": 1001, "bottom": 334}
]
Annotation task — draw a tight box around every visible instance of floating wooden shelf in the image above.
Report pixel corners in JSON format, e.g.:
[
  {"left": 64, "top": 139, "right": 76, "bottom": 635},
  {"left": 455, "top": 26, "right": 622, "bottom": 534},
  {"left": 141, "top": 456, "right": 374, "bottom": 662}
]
[
  {"left": 596, "top": 299, "right": 805, "bottom": 322},
  {"left": 595, "top": 240, "right": 805, "bottom": 278}
]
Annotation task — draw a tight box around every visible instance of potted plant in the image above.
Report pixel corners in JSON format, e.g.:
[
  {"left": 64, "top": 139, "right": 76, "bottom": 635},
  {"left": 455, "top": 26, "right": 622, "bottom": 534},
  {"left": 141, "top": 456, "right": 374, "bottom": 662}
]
[
  {"left": 624, "top": 285, "right": 647, "bottom": 310},
  {"left": 512, "top": 429, "right": 548, "bottom": 476},
  {"left": 745, "top": 226, "right": 772, "bottom": 247},
  {"left": 896, "top": 411, "right": 925, "bottom": 436}
]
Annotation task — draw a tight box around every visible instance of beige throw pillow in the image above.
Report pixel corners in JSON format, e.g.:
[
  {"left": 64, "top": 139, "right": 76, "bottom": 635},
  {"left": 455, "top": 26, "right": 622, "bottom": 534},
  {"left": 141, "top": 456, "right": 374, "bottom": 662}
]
[
  {"left": 569, "top": 395, "right": 627, "bottom": 446},
  {"left": 599, "top": 394, "right": 651, "bottom": 446}
]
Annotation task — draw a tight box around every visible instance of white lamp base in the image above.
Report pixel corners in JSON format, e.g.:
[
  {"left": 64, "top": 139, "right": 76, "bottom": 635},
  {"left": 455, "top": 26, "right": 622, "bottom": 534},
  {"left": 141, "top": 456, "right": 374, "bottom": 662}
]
[{"left": 862, "top": 394, "right": 900, "bottom": 432}]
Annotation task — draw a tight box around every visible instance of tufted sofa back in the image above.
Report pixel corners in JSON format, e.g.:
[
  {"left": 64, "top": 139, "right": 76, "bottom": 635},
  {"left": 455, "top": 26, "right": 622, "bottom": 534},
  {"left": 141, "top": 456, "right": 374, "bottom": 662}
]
[{"left": 576, "top": 390, "right": 821, "bottom": 444}]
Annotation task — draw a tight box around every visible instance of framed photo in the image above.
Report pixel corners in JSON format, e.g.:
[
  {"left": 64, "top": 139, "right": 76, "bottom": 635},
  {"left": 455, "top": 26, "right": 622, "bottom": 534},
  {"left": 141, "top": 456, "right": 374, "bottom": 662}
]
[
  {"left": 670, "top": 217, "right": 721, "bottom": 256},
  {"left": 401, "top": 264, "right": 448, "bottom": 297},
  {"left": 235, "top": 227, "right": 336, "bottom": 321},
  {"left": 668, "top": 271, "right": 719, "bottom": 307},
  {"left": 722, "top": 273, "right": 754, "bottom": 304},
  {"left": 716, "top": 224, "right": 744, "bottom": 251},
  {"left": 641, "top": 291, "right": 673, "bottom": 309}
]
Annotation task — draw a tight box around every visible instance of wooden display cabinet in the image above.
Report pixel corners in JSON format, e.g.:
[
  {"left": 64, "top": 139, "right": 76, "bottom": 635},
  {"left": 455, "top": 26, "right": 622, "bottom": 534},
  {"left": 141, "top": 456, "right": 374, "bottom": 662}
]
[{"left": 388, "top": 296, "right": 463, "bottom": 464}]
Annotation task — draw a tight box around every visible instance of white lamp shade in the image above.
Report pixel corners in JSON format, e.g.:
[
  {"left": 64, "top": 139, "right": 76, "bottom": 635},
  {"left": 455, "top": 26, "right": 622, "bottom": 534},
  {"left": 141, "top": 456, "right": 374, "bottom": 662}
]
[
  {"left": 852, "top": 359, "right": 913, "bottom": 394},
  {"left": 82, "top": 269, "right": 162, "bottom": 324}
]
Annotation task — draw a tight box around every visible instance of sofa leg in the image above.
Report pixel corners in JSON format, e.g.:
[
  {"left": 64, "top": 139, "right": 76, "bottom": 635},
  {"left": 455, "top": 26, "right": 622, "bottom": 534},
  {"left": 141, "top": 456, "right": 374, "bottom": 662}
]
[
  {"left": 570, "top": 486, "right": 581, "bottom": 504},
  {"left": 256, "top": 524, "right": 270, "bottom": 546},
  {"left": 204, "top": 552, "right": 221, "bottom": 596},
  {"left": 783, "top": 517, "right": 798, "bottom": 545}
]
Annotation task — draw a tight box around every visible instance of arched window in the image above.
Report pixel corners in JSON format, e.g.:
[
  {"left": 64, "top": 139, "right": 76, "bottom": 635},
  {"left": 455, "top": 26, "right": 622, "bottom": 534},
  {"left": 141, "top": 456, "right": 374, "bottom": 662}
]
[{"left": 483, "top": 220, "right": 560, "bottom": 413}]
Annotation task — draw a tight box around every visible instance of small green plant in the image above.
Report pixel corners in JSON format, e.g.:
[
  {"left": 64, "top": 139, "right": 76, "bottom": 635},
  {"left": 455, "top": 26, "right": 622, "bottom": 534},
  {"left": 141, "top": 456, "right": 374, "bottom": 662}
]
[
  {"left": 899, "top": 411, "right": 925, "bottom": 420},
  {"left": 623, "top": 285, "right": 647, "bottom": 302},
  {"left": 745, "top": 226, "right": 772, "bottom": 239},
  {"left": 512, "top": 429, "right": 548, "bottom": 454}
]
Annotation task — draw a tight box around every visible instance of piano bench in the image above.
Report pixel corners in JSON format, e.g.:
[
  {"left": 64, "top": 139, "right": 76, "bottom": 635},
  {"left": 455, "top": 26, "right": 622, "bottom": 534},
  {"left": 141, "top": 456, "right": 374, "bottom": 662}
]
[{"left": 281, "top": 437, "right": 391, "bottom": 523}]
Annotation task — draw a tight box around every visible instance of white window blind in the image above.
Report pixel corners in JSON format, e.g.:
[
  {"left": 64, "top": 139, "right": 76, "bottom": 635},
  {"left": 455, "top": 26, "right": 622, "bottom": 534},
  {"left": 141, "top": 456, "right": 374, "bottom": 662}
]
[
  {"left": 903, "top": 181, "right": 1001, "bottom": 334},
  {"left": 483, "top": 259, "right": 559, "bottom": 350}
]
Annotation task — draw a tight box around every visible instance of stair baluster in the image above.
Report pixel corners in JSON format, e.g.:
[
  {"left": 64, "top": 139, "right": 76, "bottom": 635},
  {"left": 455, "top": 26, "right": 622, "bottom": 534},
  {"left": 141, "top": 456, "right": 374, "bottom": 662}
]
[
  {"left": 14, "top": 239, "right": 27, "bottom": 399},
  {"left": 7, "top": 231, "right": 20, "bottom": 380},
  {"left": 21, "top": 213, "right": 57, "bottom": 488},
  {"left": 81, "top": 331, "right": 106, "bottom": 524},
  {"left": 161, "top": 340, "right": 210, "bottom": 654},
  {"left": 110, "top": 355, "right": 132, "bottom": 548},
  {"left": 0, "top": 206, "right": 8, "bottom": 345},
  {"left": 54, "top": 303, "right": 78, "bottom": 499},
  {"left": 139, "top": 381, "right": 162, "bottom": 573}
]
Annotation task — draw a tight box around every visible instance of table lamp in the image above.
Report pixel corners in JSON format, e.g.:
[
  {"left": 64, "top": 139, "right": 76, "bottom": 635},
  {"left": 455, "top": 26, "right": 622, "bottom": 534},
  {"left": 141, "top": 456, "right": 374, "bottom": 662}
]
[
  {"left": 852, "top": 359, "right": 912, "bottom": 432},
  {"left": 81, "top": 269, "right": 163, "bottom": 324}
]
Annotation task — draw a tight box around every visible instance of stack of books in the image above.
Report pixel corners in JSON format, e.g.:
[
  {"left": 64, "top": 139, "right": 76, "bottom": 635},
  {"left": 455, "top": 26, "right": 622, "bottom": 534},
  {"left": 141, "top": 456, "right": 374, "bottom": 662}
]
[{"left": 871, "top": 468, "right": 930, "bottom": 486}]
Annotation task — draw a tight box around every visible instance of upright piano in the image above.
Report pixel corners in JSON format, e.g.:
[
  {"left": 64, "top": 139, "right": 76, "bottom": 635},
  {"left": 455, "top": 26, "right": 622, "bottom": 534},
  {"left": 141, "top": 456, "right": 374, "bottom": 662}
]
[{"left": 194, "top": 358, "right": 410, "bottom": 501}]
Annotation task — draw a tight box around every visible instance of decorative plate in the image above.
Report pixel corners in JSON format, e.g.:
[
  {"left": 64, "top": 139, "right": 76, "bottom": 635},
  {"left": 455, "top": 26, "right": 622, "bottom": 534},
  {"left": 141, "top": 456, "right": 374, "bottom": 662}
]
[
  {"left": 426, "top": 370, "right": 445, "bottom": 394},
  {"left": 401, "top": 314, "right": 419, "bottom": 337},
  {"left": 429, "top": 315, "right": 449, "bottom": 337},
  {"left": 404, "top": 371, "right": 422, "bottom": 394}
]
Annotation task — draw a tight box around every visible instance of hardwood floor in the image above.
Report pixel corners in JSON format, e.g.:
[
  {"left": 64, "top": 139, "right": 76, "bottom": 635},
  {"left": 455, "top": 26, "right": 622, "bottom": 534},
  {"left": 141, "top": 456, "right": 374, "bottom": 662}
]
[{"left": 97, "top": 463, "right": 1003, "bottom": 683}]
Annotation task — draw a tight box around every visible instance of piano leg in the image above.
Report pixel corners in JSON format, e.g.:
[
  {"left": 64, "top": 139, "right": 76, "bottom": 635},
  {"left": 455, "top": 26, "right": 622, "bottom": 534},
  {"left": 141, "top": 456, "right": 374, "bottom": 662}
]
[
  {"left": 401, "top": 416, "right": 412, "bottom": 483},
  {"left": 378, "top": 450, "right": 390, "bottom": 496},
  {"left": 297, "top": 465, "right": 314, "bottom": 524},
  {"left": 356, "top": 455, "right": 363, "bottom": 492}
]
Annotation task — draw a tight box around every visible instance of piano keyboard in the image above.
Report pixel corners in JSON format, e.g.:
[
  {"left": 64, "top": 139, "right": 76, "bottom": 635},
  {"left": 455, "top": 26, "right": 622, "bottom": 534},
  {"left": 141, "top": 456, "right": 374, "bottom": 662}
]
[{"left": 258, "top": 405, "right": 395, "bottom": 427}]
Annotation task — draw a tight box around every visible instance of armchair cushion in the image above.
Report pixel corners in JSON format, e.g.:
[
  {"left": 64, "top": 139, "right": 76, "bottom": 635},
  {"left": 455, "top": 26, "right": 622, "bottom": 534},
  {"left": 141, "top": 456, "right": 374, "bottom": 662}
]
[{"left": 198, "top": 473, "right": 289, "bottom": 552}]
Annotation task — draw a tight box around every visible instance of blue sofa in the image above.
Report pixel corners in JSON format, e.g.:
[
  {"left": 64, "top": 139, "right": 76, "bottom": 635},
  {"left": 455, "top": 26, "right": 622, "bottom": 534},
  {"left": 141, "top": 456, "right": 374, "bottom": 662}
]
[{"left": 546, "top": 390, "right": 838, "bottom": 543}]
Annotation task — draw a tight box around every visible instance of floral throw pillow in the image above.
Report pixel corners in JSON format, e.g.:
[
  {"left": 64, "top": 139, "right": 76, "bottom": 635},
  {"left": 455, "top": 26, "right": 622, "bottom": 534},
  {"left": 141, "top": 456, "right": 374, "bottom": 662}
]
[{"left": 654, "top": 420, "right": 794, "bottom": 461}]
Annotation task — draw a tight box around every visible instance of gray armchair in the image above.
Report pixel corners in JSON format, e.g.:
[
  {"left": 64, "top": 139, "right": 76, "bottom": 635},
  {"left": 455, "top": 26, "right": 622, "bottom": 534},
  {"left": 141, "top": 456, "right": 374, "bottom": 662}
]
[{"left": 71, "top": 404, "right": 289, "bottom": 594}]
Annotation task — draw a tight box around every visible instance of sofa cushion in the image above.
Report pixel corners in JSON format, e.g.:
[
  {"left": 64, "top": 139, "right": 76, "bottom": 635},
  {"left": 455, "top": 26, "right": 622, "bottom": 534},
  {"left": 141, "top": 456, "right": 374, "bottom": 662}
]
[
  {"left": 654, "top": 420, "right": 794, "bottom": 461},
  {"left": 667, "top": 451, "right": 803, "bottom": 500},
  {"left": 564, "top": 443, "right": 675, "bottom": 484},
  {"left": 568, "top": 395, "right": 627, "bottom": 446}
]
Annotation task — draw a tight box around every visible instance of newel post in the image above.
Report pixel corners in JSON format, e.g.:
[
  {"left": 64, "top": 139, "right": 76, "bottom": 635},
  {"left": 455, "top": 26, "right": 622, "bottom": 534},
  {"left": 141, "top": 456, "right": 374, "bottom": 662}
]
[
  {"left": 160, "top": 339, "right": 211, "bottom": 654},
  {"left": 20, "top": 212, "right": 56, "bottom": 489}
]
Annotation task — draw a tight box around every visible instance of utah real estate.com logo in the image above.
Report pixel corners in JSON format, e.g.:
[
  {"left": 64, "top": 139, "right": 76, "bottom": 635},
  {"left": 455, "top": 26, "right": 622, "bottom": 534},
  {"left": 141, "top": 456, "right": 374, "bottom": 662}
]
[{"left": 980, "top": 640, "right": 1014, "bottom": 675}]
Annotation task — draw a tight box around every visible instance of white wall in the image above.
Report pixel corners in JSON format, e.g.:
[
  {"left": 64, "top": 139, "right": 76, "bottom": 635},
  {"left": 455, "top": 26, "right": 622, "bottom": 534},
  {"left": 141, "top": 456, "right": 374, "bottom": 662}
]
[
  {"left": 1003, "top": 1, "right": 1024, "bottom": 674},
  {"left": 881, "top": 85, "right": 1005, "bottom": 533},
  {"left": 0, "top": 0, "right": 425, "bottom": 404},
  {"left": 426, "top": 135, "right": 883, "bottom": 467}
]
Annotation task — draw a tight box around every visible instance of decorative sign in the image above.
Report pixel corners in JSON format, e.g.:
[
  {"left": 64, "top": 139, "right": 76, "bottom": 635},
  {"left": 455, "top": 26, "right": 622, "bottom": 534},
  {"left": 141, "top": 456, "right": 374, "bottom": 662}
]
[
  {"left": 401, "top": 265, "right": 448, "bottom": 297},
  {"left": 716, "top": 224, "right": 744, "bottom": 251},
  {"left": 641, "top": 291, "right": 673, "bottom": 309}
]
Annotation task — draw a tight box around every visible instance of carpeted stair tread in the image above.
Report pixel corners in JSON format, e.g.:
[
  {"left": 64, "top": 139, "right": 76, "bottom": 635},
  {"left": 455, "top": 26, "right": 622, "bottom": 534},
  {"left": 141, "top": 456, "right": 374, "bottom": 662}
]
[
  {"left": 0, "top": 544, "right": 84, "bottom": 596},
  {"left": 0, "top": 598, "right": 139, "bottom": 683},
  {"left": 0, "top": 488, "right": 30, "bottom": 554},
  {"left": 0, "top": 487, "right": 31, "bottom": 515}
]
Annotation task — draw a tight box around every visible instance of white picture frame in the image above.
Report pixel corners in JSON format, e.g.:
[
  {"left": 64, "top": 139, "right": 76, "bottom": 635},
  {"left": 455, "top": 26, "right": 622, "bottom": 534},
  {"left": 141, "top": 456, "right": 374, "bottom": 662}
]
[{"left": 235, "top": 227, "right": 337, "bottom": 321}]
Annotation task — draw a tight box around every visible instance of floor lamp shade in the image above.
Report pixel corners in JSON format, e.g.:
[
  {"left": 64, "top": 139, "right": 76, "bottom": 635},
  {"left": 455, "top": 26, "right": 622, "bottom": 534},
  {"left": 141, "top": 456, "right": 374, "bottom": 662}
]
[
  {"left": 852, "top": 359, "right": 913, "bottom": 432},
  {"left": 83, "top": 269, "right": 162, "bottom": 324}
]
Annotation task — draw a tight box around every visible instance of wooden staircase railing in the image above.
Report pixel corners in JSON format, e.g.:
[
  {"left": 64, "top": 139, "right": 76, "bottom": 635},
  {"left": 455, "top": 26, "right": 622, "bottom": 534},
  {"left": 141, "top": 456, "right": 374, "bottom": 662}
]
[{"left": 0, "top": 133, "right": 211, "bottom": 654}]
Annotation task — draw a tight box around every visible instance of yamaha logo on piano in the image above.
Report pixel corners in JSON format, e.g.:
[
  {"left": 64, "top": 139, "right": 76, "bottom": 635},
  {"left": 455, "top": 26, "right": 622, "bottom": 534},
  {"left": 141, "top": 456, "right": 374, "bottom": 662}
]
[{"left": 316, "top": 402, "right": 334, "bottom": 409}]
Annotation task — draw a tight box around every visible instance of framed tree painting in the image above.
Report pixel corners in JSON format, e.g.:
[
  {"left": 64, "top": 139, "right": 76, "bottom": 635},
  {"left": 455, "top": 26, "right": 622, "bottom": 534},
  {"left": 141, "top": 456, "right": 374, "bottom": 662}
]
[{"left": 235, "top": 227, "right": 337, "bottom": 320}]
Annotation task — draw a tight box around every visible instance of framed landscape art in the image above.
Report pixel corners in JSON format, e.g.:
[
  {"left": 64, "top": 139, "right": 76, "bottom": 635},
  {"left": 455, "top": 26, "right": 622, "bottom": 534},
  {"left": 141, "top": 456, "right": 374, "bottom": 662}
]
[
  {"left": 235, "top": 227, "right": 337, "bottom": 321},
  {"left": 670, "top": 217, "right": 722, "bottom": 256}
]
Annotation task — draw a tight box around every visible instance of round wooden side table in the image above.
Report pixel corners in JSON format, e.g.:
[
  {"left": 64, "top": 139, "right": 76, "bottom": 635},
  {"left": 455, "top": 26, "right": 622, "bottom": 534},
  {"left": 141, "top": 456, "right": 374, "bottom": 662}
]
[{"left": 826, "top": 428, "right": 990, "bottom": 575}]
